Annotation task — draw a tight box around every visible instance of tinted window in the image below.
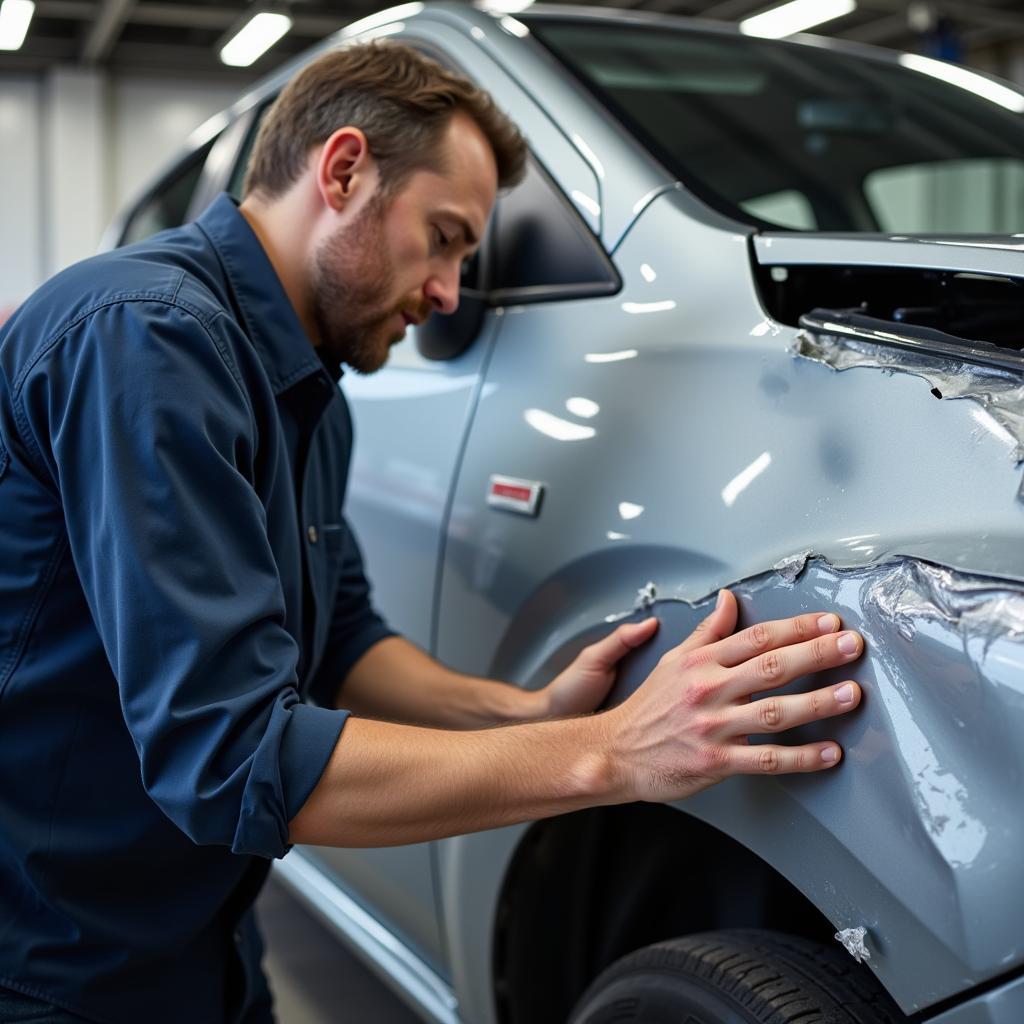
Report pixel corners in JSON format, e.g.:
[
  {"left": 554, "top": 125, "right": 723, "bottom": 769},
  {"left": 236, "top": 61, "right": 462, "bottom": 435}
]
[
  {"left": 526, "top": 19, "right": 1024, "bottom": 234},
  {"left": 227, "top": 101, "right": 274, "bottom": 200},
  {"left": 121, "top": 140, "right": 215, "bottom": 245}
]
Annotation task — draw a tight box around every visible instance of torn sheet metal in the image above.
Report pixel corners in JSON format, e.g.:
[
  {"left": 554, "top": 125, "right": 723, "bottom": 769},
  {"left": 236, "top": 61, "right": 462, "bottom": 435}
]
[
  {"left": 603, "top": 580, "right": 659, "bottom": 623},
  {"left": 773, "top": 549, "right": 813, "bottom": 584},
  {"left": 835, "top": 926, "right": 872, "bottom": 963},
  {"left": 793, "top": 326, "right": 1024, "bottom": 466},
  {"left": 864, "top": 558, "right": 1024, "bottom": 648},
  {"left": 604, "top": 553, "right": 1024, "bottom": 649}
]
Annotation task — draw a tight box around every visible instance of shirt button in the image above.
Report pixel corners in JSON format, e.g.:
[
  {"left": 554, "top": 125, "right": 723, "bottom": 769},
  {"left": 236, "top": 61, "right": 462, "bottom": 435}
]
[{"left": 307, "top": 525, "right": 319, "bottom": 544}]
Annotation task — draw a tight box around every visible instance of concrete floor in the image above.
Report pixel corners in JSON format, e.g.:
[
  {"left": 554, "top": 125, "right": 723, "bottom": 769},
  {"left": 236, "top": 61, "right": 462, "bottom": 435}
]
[{"left": 256, "top": 876, "right": 423, "bottom": 1024}]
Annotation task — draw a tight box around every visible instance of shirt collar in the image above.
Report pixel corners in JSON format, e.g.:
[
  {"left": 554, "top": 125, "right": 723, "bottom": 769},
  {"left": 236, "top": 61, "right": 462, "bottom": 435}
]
[{"left": 196, "top": 193, "right": 343, "bottom": 389}]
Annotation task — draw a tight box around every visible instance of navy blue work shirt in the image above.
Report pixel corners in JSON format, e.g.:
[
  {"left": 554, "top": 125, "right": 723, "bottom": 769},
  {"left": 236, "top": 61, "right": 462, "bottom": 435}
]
[{"left": 0, "top": 194, "right": 394, "bottom": 1023}]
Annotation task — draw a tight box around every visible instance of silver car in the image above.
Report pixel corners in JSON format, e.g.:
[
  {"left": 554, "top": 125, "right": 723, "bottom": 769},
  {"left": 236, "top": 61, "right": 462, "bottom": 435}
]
[{"left": 110, "top": 5, "right": 1024, "bottom": 1023}]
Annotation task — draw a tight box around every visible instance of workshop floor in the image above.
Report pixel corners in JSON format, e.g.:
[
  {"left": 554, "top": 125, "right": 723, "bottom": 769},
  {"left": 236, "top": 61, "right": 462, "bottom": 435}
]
[{"left": 256, "top": 876, "right": 422, "bottom": 1024}]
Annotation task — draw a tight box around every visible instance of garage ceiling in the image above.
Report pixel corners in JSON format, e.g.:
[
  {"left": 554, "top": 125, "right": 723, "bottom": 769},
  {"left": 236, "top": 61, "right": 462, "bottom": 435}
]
[{"left": 4, "top": 0, "right": 1024, "bottom": 77}]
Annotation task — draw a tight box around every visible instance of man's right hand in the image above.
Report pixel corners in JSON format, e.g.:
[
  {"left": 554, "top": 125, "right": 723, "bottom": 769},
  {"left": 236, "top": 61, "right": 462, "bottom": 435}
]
[{"left": 600, "top": 588, "right": 863, "bottom": 805}]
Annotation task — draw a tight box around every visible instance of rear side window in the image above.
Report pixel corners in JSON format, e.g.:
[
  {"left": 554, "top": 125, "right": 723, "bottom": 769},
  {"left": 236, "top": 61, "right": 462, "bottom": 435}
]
[
  {"left": 227, "top": 100, "right": 275, "bottom": 200},
  {"left": 121, "top": 140, "right": 215, "bottom": 245}
]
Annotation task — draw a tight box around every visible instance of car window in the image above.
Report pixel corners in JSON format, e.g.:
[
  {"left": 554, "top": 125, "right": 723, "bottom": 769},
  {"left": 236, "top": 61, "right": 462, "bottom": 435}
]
[
  {"left": 227, "top": 100, "right": 274, "bottom": 200},
  {"left": 866, "top": 158, "right": 1024, "bottom": 233},
  {"left": 526, "top": 19, "right": 1024, "bottom": 234},
  {"left": 120, "top": 139, "right": 216, "bottom": 245},
  {"left": 741, "top": 189, "right": 816, "bottom": 231}
]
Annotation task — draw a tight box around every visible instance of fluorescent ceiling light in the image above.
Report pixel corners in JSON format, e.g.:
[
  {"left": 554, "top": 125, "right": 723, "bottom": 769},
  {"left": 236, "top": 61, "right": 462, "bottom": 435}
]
[
  {"left": 0, "top": 0, "right": 34, "bottom": 51},
  {"left": 220, "top": 12, "right": 292, "bottom": 68},
  {"left": 899, "top": 53, "right": 1024, "bottom": 114},
  {"left": 740, "top": 0, "right": 856, "bottom": 39},
  {"left": 480, "top": 0, "right": 534, "bottom": 14}
]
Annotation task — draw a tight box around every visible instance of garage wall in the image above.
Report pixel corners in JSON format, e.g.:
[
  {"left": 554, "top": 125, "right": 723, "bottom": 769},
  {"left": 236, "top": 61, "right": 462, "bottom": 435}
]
[
  {"left": 0, "top": 70, "right": 240, "bottom": 313},
  {"left": 0, "top": 75, "right": 45, "bottom": 316}
]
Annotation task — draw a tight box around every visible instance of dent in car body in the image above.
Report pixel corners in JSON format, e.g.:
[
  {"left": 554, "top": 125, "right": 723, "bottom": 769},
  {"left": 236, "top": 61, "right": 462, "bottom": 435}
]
[{"left": 603, "top": 551, "right": 1024, "bottom": 1010}]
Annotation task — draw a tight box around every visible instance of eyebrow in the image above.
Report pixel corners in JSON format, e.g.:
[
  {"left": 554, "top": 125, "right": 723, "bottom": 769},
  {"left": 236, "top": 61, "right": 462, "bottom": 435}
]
[{"left": 439, "top": 210, "right": 480, "bottom": 249}]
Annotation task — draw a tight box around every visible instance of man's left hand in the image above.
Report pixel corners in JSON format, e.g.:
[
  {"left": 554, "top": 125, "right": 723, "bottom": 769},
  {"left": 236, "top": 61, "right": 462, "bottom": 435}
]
[{"left": 537, "top": 618, "right": 660, "bottom": 718}]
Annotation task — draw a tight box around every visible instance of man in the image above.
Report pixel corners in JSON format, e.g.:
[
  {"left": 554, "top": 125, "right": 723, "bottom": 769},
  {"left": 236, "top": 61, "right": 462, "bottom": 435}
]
[{"left": 0, "top": 42, "right": 864, "bottom": 1024}]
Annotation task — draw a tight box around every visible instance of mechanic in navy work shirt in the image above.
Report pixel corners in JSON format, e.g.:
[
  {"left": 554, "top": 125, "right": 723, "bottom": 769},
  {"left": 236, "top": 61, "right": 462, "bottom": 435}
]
[{"left": 0, "top": 42, "right": 866, "bottom": 1024}]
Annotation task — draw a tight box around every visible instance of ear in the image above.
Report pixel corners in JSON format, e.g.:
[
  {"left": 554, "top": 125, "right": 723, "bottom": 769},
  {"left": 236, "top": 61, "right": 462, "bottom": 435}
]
[{"left": 315, "top": 126, "right": 373, "bottom": 211}]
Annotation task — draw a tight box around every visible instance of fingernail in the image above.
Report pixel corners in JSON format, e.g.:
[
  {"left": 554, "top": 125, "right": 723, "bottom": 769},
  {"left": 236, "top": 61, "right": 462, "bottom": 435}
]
[
  {"left": 716, "top": 590, "right": 725, "bottom": 610},
  {"left": 821, "top": 746, "right": 839, "bottom": 763},
  {"left": 817, "top": 614, "right": 837, "bottom": 634},
  {"left": 837, "top": 632, "right": 859, "bottom": 656},
  {"left": 834, "top": 683, "right": 856, "bottom": 704}
]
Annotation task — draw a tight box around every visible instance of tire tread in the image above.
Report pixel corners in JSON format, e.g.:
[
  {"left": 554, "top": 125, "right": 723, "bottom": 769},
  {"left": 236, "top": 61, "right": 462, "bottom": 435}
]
[{"left": 569, "top": 928, "right": 907, "bottom": 1024}]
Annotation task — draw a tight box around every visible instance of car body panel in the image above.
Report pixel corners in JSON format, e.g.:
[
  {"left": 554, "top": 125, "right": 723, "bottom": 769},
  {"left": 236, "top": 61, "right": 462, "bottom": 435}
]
[
  {"left": 432, "top": 189, "right": 1024, "bottom": 1013},
  {"left": 756, "top": 232, "right": 1024, "bottom": 278}
]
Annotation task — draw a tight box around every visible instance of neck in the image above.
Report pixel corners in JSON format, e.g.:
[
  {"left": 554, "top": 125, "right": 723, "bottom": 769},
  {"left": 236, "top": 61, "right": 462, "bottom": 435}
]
[{"left": 239, "top": 190, "right": 321, "bottom": 346}]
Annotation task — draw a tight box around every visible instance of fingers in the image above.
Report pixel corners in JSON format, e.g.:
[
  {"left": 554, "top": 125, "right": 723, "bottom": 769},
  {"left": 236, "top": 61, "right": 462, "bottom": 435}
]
[
  {"left": 731, "top": 681, "right": 861, "bottom": 735},
  {"left": 585, "top": 617, "right": 659, "bottom": 668},
  {"left": 730, "top": 741, "right": 844, "bottom": 775},
  {"left": 676, "top": 589, "right": 738, "bottom": 655},
  {"left": 713, "top": 611, "right": 841, "bottom": 669},
  {"left": 723, "top": 629, "right": 864, "bottom": 700}
]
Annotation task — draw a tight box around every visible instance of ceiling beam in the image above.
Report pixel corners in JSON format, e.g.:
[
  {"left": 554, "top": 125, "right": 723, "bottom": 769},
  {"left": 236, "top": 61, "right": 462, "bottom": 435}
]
[
  {"left": 131, "top": 3, "right": 349, "bottom": 37},
  {"left": 858, "top": 0, "right": 1024, "bottom": 35},
  {"left": 838, "top": 12, "right": 910, "bottom": 44},
  {"left": 82, "top": 0, "right": 134, "bottom": 62}
]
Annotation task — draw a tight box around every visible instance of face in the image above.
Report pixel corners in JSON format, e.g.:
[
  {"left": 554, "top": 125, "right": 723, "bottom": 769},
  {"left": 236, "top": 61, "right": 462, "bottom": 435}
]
[{"left": 309, "top": 113, "right": 498, "bottom": 374}]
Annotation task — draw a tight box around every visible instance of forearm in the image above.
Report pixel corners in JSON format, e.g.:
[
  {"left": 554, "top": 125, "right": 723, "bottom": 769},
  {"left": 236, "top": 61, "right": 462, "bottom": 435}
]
[
  {"left": 288, "top": 713, "right": 618, "bottom": 847},
  {"left": 334, "top": 635, "right": 544, "bottom": 728}
]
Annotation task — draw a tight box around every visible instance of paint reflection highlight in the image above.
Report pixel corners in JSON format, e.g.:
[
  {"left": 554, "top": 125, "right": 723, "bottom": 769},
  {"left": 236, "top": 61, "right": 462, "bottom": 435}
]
[
  {"left": 524, "top": 408, "right": 596, "bottom": 442},
  {"left": 721, "top": 451, "right": 772, "bottom": 507}
]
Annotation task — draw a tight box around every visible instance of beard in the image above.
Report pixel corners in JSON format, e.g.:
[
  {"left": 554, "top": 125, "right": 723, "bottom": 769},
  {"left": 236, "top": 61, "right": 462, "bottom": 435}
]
[{"left": 308, "top": 194, "right": 424, "bottom": 375}]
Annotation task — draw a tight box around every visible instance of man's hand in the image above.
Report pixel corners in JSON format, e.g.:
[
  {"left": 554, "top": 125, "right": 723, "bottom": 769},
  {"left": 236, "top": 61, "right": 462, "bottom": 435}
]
[
  {"left": 292, "top": 589, "right": 863, "bottom": 848},
  {"left": 600, "top": 588, "right": 863, "bottom": 805},
  {"left": 539, "top": 617, "right": 660, "bottom": 718}
]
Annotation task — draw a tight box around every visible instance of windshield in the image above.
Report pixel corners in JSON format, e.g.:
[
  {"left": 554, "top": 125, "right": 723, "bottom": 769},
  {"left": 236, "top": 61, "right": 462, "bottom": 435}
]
[{"left": 524, "top": 19, "right": 1024, "bottom": 234}]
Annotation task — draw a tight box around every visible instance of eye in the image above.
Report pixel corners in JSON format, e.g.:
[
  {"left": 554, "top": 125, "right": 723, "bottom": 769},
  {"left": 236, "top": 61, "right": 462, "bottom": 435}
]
[{"left": 433, "top": 226, "right": 450, "bottom": 250}]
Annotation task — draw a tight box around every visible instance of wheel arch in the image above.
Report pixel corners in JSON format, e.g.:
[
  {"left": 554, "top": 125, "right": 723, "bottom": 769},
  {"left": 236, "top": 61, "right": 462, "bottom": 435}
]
[{"left": 491, "top": 803, "right": 838, "bottom": 1024}]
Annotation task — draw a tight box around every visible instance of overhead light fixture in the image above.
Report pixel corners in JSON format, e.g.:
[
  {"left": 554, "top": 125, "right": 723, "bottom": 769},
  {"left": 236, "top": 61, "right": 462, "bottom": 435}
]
[
  {"left": 740, "top": 0, "right": 856, "bottom": 39},
  {"left": 220, "top": 11, "right": 292, "bottom": 68},
  {"left": 479, "top": 0, "right": 535, "bottom": 15},
  {"left": 0, "top": 0, "right": 34, "bottom": 51},
  {"left": 899, "top": 53, "right": 1024, "bottom": 114}
]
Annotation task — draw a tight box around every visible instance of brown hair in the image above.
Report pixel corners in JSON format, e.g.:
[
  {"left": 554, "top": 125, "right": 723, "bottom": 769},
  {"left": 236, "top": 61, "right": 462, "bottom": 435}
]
[{"left": 243, "top": 40, "right": 527, "bottom": 199}]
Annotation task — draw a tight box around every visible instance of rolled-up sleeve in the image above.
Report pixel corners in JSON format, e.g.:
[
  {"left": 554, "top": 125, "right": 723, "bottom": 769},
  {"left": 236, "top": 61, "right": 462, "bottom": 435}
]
[
  {"left": 306, "top": 518, "right": 395, "bottom": 708},
  {"left": 15, "top": 297, "right": 347, "bottom": 859}
]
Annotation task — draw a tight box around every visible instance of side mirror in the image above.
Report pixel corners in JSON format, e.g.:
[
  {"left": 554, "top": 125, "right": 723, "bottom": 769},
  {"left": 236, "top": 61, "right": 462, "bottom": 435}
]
[{"left": 416, "top": 232, "right": 492, "bottom": 362}]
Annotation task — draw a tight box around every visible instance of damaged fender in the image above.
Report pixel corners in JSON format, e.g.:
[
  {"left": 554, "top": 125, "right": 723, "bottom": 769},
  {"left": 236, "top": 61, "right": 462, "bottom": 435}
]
[{"left": 601, "top": 553, "right": 1024, "bottom": 1013}]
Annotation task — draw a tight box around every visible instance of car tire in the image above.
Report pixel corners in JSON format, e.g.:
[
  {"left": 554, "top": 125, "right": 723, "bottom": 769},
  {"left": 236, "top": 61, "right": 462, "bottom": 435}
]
[{"left": 568, "top": 929, "right": 907, "bottom": 1024}]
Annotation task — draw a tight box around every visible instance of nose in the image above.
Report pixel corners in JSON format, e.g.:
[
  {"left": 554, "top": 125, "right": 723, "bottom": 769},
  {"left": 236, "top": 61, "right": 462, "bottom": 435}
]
[{"left": 424, "top": 265, "right": 461, "bottom": 316}]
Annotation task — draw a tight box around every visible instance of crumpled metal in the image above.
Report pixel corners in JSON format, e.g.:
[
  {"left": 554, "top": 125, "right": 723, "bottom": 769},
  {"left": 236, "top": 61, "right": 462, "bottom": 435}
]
[
  {"left": 635, "top": 581, "right": 658, "bottom": 611},
  {"left": 793, "top": 329, "right": 1024, "bottom": 465},
  {"left": 862, "top": 557, "right": 1024, "bottom": 649},
  {"left": 835, "top": 926, "right": 872, "bottom": 963},
  {"left": 773, "top": 549, "right": 813, "bottom": 583}
]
